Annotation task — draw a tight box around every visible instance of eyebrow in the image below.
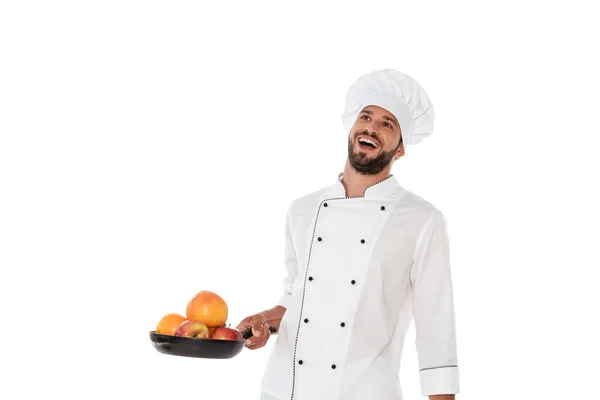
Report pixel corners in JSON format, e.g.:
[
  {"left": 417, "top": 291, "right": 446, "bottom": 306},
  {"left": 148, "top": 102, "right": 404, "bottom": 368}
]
[{"left": 360, "top": 110, "right": 399, "bottom": 129}]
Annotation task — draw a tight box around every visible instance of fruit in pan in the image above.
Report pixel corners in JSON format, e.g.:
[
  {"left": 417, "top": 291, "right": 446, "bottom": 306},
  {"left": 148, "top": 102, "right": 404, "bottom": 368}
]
[
  {"left": 175, "top": 320, "right": 210, "bottom": 338},
  {"left": 186, "top": 291, "right": 228, "bottom": 327},
  {"left": 211, "top": 326, "right": 243, "bottom": 341},
  {"left": 156, "top": 313, "right": 188, "bottom": 335},
  {"left": 208, "top": 323, "right": 226, "bottom": 336}
]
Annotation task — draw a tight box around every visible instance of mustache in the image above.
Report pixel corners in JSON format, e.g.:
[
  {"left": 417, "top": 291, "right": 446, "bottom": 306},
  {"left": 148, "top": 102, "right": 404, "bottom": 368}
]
[{"left": 354, "top": 130, "right": 381, "bottom": 145}]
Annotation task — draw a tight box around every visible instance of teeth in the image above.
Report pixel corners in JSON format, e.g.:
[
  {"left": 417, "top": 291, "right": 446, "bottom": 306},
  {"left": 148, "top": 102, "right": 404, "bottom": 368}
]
[{"left": 359, "top": 137, "right": 378, "bottom": 147}]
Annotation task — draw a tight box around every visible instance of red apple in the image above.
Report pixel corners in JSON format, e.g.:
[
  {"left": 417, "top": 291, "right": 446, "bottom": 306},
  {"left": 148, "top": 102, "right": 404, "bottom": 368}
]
[
  {"left": 175, "top": 320, "right": 210, "bottom": 338},
  {"left": 211, "top": 326, "right": 243, "bottom": 341}
]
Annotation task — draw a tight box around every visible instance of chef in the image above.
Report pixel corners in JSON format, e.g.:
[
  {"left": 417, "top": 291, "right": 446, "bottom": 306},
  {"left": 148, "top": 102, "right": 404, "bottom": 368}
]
[{"left": 236, "top": 69, "right": 460, "bottom": 400}]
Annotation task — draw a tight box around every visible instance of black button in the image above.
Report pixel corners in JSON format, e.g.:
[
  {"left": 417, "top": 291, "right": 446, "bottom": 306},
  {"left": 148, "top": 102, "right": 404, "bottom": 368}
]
[
  {"left": 331, "top": 364, "right": 336, "bottom": 369},
  {"left": 298, "top": 360, "right": 303, "bottom": 365},
  {"left": 360, "top": 239, "right": 365, "bottom": 244},
  {"left": 304, "top": 318, "right": 309, "bottom": 323},
  {"left": 308, "top": 276, "right": 313, "bottom": 281},
  {"left": 340, "top": 322, "right": 345, "bottom": 327},
  {"left": 324, "top": 202, "right": 328, "bottom": 207},
  {"left": 318, "top": 237, "right": 322, "bottom": 241},
  {"left": 351, "top": 280, "right": 356, "bottom": 285},
  {"left": 381, "top": 206, "right": 385, "bottom": 210}
]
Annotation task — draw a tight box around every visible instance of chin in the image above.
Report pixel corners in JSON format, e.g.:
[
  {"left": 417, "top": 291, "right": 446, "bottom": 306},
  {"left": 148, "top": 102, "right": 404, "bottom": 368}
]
[{"left": 355, "top": 149, "right": 377, "bottom": 159}]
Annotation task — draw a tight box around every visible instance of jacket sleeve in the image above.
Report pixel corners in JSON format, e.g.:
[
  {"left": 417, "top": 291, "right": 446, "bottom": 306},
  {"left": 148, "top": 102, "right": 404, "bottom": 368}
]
[
  {"left": 277, "top": 206, "right": 298, "bottom": 309},
  {"left": 410, "top": 208, "right": 460, "bottom": 396}
]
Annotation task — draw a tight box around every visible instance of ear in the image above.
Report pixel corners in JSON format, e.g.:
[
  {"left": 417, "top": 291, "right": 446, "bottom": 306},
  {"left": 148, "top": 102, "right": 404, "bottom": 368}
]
[{"left": 394, "top": 140, "right": 405, "bottom": 160}]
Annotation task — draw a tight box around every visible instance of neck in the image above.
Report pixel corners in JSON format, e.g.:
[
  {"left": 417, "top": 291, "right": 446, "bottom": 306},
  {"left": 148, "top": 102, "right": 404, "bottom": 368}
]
[{"left": 341, "top": 159, "right": 392, "bottom": 198}]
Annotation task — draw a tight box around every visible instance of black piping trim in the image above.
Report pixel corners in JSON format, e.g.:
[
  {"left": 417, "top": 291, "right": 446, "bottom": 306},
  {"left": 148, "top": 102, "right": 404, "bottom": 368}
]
[
  {"left": 290, "top": 197, "right": 339, "bottom": 399},
  {"left": 419, "top": 364, "right": 458, "bottom": 372},
  {"left": 290, "top": 174, "right": 395, "bottom": 400},
  {"left": 338, "top": 173, "right": 395, "bottom": 199}
]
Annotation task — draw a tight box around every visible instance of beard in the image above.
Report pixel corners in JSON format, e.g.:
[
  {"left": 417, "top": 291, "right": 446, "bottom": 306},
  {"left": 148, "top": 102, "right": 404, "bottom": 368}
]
[{"left": 347, "top": 132, "right": 398, "bottom": 175}]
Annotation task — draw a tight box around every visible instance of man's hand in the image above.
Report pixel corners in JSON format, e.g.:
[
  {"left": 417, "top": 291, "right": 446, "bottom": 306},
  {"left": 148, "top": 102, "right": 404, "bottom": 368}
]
[
  {"left": 429, "top": 395, "right": 455, "bottom": 400},
  {"left": 236, "top": 313, "right": 272, "bottom": 349},
  {"left": 235, "top": 306, "right": 286, "bottom": 350}
]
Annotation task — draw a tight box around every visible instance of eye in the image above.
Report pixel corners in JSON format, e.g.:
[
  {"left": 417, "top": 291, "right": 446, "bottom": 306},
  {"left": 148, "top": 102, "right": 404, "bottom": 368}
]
[
  {"left": 361, "top": 115, "right": 370, "bottom": 120},
  {"left": 384, "top": 122, "right": 392, "bottom": 129}
]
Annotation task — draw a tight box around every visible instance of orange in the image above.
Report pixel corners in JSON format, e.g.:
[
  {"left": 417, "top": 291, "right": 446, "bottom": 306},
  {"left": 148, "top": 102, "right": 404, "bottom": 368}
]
[
  {"left": 156, "top": 313, "right": 187, "bottom": 335},
  {"left": 186, "top": 291, "right": 228, "bottom": 327}
]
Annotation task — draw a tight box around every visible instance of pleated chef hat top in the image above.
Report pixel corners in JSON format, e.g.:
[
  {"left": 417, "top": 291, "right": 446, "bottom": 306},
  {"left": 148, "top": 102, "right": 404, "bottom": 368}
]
[{"left": 341, "top": 69, "right": 435, "bottom": 146}]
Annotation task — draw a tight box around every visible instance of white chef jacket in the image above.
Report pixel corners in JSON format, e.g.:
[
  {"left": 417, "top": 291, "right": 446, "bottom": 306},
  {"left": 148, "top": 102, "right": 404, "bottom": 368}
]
[{"left": 259, "top": 173, "right": 460, "bottom": 400}]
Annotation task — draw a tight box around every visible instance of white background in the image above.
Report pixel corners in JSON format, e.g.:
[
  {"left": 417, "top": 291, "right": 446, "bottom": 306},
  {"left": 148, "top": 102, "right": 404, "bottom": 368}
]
[{"left": 1, "top": 1, "right": 599, "bottom": 399}]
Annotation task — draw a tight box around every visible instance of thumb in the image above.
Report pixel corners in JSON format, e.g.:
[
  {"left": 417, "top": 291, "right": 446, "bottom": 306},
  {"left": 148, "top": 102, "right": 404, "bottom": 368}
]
[{"left": 252, "top": 314, "right": 267, "bottom": 337}]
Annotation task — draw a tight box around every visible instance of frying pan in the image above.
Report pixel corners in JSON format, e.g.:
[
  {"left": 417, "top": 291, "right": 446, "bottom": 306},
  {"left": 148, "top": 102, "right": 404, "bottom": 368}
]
[{"left": 149, "top": 326, "right": 277, "bottom": 359}]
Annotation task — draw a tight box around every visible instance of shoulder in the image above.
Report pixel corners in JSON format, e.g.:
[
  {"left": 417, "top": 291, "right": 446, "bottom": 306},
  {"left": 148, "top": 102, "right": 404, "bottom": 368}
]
[
  {"left": 287, "top": 186, "right": 329, "bottom": 217},
  {"left": 395, "top": 186, "right": 448, "bottom": 227},
  {"left": 398, "top": 186, "right": 442, "bottom": 213}
]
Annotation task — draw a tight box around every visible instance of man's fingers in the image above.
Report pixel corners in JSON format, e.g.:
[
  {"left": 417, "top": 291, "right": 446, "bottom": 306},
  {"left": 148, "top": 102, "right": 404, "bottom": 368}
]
[
  {"left": 245, "top": 323, "right": 271, "bottom": 349},
  {"left": 235, "top": 316, "right": 254, "bottom": 333},
  {"left": 246, "top": 325, "right": 268, "bottom": 347},
  {"left": 238, "top": 315, "right": 271, "bottom": 349},
  {"left": 235, "top": 322, "right": 250, "bottom": 332},
  {"left": 251, "top": 318, "right": 267, "bottom": 337},
  {"left": 247, "top": 341, "right": 266, "bottom": 350},
  {"left": 251, "top": 325, "right": 261, "bottom": 337},
  {"left": 246, "top": 337, "right": 268, "bottom": 349}
]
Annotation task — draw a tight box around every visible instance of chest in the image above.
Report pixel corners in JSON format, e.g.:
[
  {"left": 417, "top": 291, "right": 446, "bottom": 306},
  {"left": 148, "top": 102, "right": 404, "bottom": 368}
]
[{"left": 289, "top": 199, "right": 422, "bottom": 294}]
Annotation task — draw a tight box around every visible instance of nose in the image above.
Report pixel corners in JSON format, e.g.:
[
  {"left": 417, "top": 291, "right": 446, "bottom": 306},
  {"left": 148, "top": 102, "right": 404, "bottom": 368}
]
[
  {"left": 364, "top": 121, "right": 380, "bottom": 136},
  {"left": 363, "top": 124, "right": 379, "bottom": 137}
]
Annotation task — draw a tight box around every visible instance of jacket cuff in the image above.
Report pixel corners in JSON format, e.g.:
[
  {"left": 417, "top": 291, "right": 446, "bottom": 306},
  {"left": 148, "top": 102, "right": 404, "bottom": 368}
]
[{"left": 419, "top": 365, "right": 460, "bottom": 396}]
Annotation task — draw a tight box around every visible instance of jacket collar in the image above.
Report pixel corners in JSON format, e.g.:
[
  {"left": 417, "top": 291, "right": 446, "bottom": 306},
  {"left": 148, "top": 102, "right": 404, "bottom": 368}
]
[{"left": 328, "top": 172, "right": 405, "bottom": 200}]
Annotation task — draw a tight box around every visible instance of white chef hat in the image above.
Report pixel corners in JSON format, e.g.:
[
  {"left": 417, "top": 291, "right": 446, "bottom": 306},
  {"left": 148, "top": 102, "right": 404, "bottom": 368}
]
[{"left": 341, "top": 69, "right": 435, "bottom": 146}]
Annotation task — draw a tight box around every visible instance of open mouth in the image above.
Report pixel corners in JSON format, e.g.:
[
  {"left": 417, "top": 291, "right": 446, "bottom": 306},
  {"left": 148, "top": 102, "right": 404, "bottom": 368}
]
[{"left": 356, "top": 136, "right": 380, "bottom": 152}]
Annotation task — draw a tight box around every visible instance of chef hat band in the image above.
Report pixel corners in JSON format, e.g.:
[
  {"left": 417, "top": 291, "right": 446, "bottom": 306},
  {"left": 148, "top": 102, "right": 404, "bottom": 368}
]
[{"left": 341, "top": 69, "right": 435, "bottom": 146}]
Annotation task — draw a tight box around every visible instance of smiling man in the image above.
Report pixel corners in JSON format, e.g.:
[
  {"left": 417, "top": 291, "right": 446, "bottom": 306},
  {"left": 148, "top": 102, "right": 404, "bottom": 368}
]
[
  {"left": 347, "top": 106, "right": 403, "bottom": 183},
  {"left": 237, "top": 69, "right": 460, "bottom": 400}
]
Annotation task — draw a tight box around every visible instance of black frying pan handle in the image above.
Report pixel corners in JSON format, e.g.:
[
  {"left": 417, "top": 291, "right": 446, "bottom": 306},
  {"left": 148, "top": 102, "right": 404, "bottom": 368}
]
[{"left": 241, "top": 325, "right": 277, "bottom": 340}]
